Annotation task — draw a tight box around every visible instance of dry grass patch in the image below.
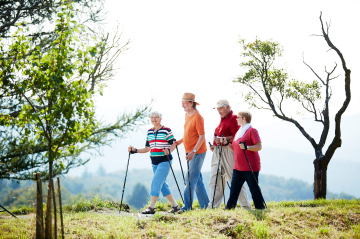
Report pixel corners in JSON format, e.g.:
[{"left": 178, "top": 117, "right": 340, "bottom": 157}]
[{"left": 0, "top": 199, "right": 359, "bottom": 238}]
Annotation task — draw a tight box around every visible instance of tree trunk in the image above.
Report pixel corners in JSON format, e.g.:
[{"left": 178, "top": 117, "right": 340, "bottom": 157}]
[
  {"left": 45, "top": 153, "right": 53, "bottom": 238},
  {"left": 313, "top": 158, "right": 327, "bottom": 199}
]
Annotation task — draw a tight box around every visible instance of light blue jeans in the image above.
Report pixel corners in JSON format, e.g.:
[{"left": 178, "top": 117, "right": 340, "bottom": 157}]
[
  {"left": 181, "top": 152, "right": 209, "bottom": 210},
  {"left": 150, "top": 161, "right": 172, "bottom": 197}
]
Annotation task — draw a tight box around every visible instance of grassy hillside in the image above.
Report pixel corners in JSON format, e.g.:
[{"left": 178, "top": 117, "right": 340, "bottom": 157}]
[
  {"left": 1, "top": 198, "right": 359, "bottom": 238},
  {"left": 1, "top": 169, "right": 355, "bottom": 211}
]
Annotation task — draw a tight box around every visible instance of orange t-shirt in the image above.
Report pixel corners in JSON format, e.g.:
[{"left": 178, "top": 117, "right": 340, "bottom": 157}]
[{"left": 183, "top": 111, "right": 207, "bottom": 154}]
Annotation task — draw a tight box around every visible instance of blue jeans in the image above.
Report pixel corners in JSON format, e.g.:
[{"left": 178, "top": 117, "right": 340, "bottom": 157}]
[
  {"left": 226, "top": 170, "right": 265, "bottom": 209},
  {"left": 150, "top": 161, "right": 172, "bottom": 197},
  {"left": 181, "top": 152, "right": 209, "bottom": 211}
]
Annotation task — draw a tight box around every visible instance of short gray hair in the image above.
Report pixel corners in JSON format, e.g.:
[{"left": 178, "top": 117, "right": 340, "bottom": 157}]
[{"left": 150, "top": 111, "right": 162, "bottom": 118}]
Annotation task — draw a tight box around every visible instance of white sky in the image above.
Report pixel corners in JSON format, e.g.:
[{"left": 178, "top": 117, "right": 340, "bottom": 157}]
[{"left": 70, "top": 0, "right": 360, "bottom": 179}]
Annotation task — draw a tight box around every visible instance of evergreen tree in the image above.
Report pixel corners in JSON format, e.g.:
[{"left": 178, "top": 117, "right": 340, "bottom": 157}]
[
  {"left": 97, "top": 164, "right": 106, "bottom": 177},
  {"left": 127, "top": 183, "right": 149, "bottom": 209}
]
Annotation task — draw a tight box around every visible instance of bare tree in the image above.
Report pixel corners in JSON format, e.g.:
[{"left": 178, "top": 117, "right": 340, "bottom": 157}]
[{"left": 235, "top": 12, "right": 351, "bottom": 199}]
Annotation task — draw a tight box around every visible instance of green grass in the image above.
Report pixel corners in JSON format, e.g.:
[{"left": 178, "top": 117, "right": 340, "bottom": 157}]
[
  {"left": 8, "top": 204, "right": 35, "bottom": 215},
  {"left": 61, "top": 194, "right": 121, "bottom": 213},
  {"left": 7, "top": 194, "right": 124, "bottom": 216},
  {"left": 1, "top": 198, "right": 360, "bottom": 238}
]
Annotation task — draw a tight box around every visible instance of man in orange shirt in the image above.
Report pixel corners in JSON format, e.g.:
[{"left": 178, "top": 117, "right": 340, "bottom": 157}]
[{"left": 175, "top": 93, "right": 210, "bottom": 211}]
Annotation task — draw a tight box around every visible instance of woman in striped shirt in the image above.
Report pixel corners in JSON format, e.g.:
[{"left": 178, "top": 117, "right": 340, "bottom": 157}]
[{"left": 128, "top": 111, "right": 180, "bottom": 214}]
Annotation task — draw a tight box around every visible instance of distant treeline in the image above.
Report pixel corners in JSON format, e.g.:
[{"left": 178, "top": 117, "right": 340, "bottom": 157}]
[{"left": 0, "top": 166, "right": 356, "bottom": 210}]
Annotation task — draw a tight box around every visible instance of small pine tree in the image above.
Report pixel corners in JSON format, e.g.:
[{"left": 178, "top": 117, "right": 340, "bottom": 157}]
[{"left": 127, "top": 183, "right": 149, "bottom": 209}]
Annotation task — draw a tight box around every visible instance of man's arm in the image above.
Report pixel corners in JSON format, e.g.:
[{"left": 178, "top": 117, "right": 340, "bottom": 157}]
[
  {"left": 174, "top": 138, "right": 183, "bottom": 146},
  {"left": 194, "top": 134, "right": 205, "bottom": 152},
  {"left": 186, "top": 134, "right": 205, "bottom": 161},
  {"left": 214, "top": 135, "right": 233, "bottom": 145}
]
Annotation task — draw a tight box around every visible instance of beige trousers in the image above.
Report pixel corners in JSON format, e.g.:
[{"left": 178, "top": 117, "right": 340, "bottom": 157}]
[{"left": 208, "top": 146, "right": 252, "bottom": 209}]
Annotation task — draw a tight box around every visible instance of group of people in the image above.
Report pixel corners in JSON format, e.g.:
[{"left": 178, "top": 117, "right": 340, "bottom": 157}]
[{"left": 127, "top": 92, "right": 265, "bottom": 214}]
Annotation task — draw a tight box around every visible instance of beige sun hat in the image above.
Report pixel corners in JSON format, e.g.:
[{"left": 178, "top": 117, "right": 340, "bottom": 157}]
[
  {"left": 182, "top": 92, "right": 200, "bottom": 105},
  {"left": 213, "top": 99, "right": 229, "bottom": 109}
]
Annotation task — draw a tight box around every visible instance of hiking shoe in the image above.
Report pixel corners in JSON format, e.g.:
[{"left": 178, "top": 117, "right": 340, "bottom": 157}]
[
  {"left": 168, "top": 205, "right": 181, "bottom": 214},
  {"left": 141, "top": 207, "right": 156, "bottom": 214},
  {"left": 176, "top": 209, "right": 185, "bottom": 214}
]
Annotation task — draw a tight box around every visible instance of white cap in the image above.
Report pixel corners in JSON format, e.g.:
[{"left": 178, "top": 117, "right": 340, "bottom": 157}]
[{"left": 213, "top": 99, "right": 230, "bottom": 109}]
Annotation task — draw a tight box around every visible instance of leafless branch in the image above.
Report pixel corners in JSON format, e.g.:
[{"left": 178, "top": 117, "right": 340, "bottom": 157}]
[{"left": 303, "top": 53, "right": 325, "bottom": 85}]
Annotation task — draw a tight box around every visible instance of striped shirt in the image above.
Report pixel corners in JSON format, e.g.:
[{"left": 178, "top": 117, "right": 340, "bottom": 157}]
[{"left": 145, "top": 126, "right": 175, "bottom": 165}]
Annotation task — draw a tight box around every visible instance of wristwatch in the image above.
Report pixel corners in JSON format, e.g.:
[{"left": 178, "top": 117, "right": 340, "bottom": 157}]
[{"left": 192, "top": 149, "right": 197, "bottom": 153}]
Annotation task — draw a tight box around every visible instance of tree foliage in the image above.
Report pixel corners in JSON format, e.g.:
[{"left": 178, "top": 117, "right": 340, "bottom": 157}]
[
  {"left": 0, "top": 0, "right": 150, "bottom": 181},
  {"left": 0, "top": 0, "right": 105, "bottom": 38}
]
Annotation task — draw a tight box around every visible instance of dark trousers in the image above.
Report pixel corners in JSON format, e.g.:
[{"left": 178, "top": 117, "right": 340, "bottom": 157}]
[{"left": 226, "top": 169, "right": 265, "bottom": 210}]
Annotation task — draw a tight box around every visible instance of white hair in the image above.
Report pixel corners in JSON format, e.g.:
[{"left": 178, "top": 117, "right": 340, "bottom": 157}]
[{"left": 150, "top": 111, "right": 162, "bottom": 118}]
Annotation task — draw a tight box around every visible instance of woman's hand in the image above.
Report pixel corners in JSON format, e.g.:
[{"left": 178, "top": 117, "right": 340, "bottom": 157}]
[
  {"left": 163, "top": 148, "right": 170, "bottom": 155},
  {"left": 128, "top": 146, "right": 135, "bottom": 153},
  {"left": 239, "top": 143, "right": 246, "bottom": 150},
  {"left": 174, "top": 140, "right": 182, "bottom": 146},
  {"left": 210, "top": 145, "right": 215, "bottom": 152}
]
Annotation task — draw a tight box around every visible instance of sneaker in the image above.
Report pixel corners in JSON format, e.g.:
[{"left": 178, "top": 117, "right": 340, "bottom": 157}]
[
  {"left": 141, "top": 207, "right": 156, "bottom": 214},
  {"left": 176, "top": 209, "right": 185, "bottom": 214},
  {"left": 168, "top": 205, "right": 181, "bottom": 214}
]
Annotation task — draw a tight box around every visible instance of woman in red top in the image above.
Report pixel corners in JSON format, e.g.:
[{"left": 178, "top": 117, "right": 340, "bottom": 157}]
[{"left": 222, "top": 111, "right": 265, "bottom": 209}]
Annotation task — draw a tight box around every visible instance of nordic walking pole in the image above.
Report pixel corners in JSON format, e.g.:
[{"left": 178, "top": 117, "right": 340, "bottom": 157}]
[
  {"left": 174, "top": 138, "right": 186, "bottom": 185},
  {"left": 0, "top": 204, "right": 17, "bottom": 218},
  {"left": 239, "top": 141, "right": 267, "bottom": 208},
  {"left": 218, "top": 134, "right": 226, "bottom": 208},
  {"left": 186, "top": 156, "right": 192, "bottom": 210},
  {"left": 211, "top": 134, "right": 225, "bottom": 209},
  {"left": 119, "top": 151, "right": 131, "bottom": 213},
  {"left": 220, "top": 160, "right": 226, "bottom": 208},
  {"left": 209, "top": 141, "right": 231, "bottom": 190},
  {"left": 164, "top": 148, "right": 184, "bottom": 204}
]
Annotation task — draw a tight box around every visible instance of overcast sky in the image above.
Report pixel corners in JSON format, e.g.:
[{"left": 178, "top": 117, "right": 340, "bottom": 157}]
[{"left": 69, "top": 0, "right": 360, "bottom": 178}]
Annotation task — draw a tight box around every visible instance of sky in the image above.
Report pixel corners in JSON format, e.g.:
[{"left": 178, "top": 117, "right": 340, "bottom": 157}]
[{"left": 69, "top": 0, "right": 360, "bottom": 186}]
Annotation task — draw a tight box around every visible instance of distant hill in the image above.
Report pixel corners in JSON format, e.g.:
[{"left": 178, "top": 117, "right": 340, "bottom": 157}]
[
  {"left": 259, "top": 148, "right": 360, "bottom": 198},
  {"left": 70, "top": 114, "right": 360, "bottom": 199},
  {"left": 0, "top": 169, "right": 355, "bottom": 209}
]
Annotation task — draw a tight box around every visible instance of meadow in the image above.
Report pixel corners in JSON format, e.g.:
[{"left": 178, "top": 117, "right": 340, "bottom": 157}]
[{"left": 1, "top": 198, "right": 359, "bottom": 238}]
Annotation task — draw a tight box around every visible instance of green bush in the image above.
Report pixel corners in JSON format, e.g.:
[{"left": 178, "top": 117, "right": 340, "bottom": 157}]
[{"left": 10, "top": 205, "right": 34, "bottom": 215}]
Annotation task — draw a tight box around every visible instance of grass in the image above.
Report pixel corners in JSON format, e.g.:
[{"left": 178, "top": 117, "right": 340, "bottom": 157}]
[
  {"left": 1, "top": 198, "right": 360, "bottom": 238},
  {"left": 8, "top": 204, "right": 35, "bottom": 215},
  {"left": 4, "top": 194, "right": 122, "bottom": 215},
  {"left": 61, "top": 195, "right": 122, "bottom": 213}
]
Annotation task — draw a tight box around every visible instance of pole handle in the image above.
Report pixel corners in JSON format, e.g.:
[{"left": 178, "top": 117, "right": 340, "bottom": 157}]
[{"left": 239, "top": 141, "right": 248, "bottom": 150}]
